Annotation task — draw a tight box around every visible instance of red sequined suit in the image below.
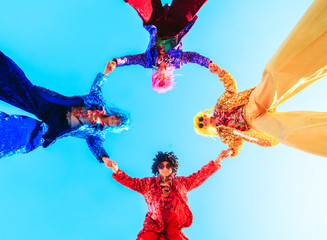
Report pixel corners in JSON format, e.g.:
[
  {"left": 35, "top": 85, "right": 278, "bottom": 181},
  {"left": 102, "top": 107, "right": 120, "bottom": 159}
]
[{"left": 112, "top": 160, "right": 221, "bottom": 239}]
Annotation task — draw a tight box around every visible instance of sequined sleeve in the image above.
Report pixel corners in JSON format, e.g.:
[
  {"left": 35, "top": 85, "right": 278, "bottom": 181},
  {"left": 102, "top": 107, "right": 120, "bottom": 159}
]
[
  {"left": 216, "top": 126, "right": 244, "bottom": 157},
  {"left": 239, "top": 128, "right": 279, "bottom": 147},
  {"left": 114, "top": 54, "right": 149, "bottom": 68},
  {"left": 90, "top": 73, "right": 109, "bottom": 96},
  {"left": 177, "top": 161, "right": 220, "bottom": 192},
  {"left": 112, "top": 169, "right": 148, "bottom": 194},
  {"left": 181, "top": 52, "right": 212, "bottom": 68},
  {"left": 217, "top": 70, "right": 238, "bottom": 101},
  {"left": 86, "top": 135, "right": 109, "bottom": 162},
  {"left": 214, "top": 71, "right": 240, "bottom": 112}
]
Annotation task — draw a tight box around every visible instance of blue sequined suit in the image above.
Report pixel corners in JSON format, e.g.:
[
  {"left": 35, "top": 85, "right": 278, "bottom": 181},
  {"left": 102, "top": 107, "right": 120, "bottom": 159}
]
[
  {"left": 114, "top": 19, "right": 212, "bottom": 69},
  {"left": 0, "top": 51, "right": 119, "bottom": 161}
]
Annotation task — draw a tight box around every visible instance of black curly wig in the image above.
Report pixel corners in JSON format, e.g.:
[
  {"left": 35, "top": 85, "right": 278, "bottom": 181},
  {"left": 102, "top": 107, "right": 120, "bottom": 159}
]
[{"left": 152, "top": 151, "right": 179, "bottom": 176}]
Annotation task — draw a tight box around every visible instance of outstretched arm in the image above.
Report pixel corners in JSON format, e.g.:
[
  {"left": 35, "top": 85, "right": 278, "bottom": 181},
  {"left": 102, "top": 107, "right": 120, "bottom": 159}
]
[
  {"left": 181, "top": 52, "right": 212, "bottom": 68},
  {"left": 113, "top": 53, "right": 149, "bottom": 68},
  {"left": 216, "top": 126, "right": 244, "bottom": 157},
  {"left": 103, "top": 157, "right": 147, "bottom": 194},
  {"left": 214, "top": 150, "right": 232, "bottom": 164},
  {"left": 209, "top": 63, "right": 238, "bottom": 95},
  {"left": 89, "top": 61, "right": 116, "bottom": 96},
  {"left": 89, "top": 73, "right": 109, "bottom": 96},
  {"left": 178, "top": 151, "right": 230, "bottom": 192},
  {"left": 86, "top": 135, "right": 109, "bottom": 163}
]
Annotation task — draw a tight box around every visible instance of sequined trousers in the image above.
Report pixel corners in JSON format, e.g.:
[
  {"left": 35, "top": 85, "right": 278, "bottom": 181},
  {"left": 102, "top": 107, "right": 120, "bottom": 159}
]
[{"left": 0, "top": 51, "right": 70, "bottom": 158}]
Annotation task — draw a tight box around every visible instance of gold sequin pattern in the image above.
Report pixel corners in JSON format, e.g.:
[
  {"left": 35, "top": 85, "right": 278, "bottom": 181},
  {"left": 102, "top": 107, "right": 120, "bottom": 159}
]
[
  {"left": 215, "top": 71, "right": 255, "bottom": 112},
  {"left": 213, "top": 70, "right": 279, "bottom": 156}
]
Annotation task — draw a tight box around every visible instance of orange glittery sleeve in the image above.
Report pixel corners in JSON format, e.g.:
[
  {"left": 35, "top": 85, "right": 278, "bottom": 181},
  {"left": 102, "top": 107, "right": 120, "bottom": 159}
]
[
  {"left": 216, "top": 70, "right": 238, "bottom": 104},
  {"left": 216, "top": 126, "right": 244, "bottom": 157},
  {"left": 215, "top": 70, "right": 255, "bottom": 112}
]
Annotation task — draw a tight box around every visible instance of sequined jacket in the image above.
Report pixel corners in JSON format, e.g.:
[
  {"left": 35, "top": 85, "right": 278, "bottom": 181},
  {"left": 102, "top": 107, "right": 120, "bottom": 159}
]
[
  {"left": 213, "top": 71, "right": 279, "bottom": 156},
  {"left": 114, "top": 18, "right": 211, "bottom": 69},
  {"left": 112, "top": 161, "right": 221, "bottom": 236},
  {"left": 34, "top": 73, "right": 112, "bottom": 162}
]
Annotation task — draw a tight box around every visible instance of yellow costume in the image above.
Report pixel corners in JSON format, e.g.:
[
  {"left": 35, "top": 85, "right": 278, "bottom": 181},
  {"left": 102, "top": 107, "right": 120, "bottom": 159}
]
[
  {"left": 245, "top": 0, "right": 327, "bottom": 157},
  {"left": 196, "top": 0, "right": 327, "bottom": 157}
]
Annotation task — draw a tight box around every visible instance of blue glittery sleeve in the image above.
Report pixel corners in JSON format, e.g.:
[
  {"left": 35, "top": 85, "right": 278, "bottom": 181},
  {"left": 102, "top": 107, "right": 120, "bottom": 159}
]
[
  {"left": 86, "top": 135, "right": 109, "bottom": 162},
  {"left": 113, "top": 24, "right": 157, "bottom": 69},
  {"left": 181, "top": 52, "right": 212, "bottom": 68},
  {"left": 90, "top": 73, "right": 109, "bottom": 96},
  {"left": 114, "top": 53, "right": 149, "bottom": 68}
]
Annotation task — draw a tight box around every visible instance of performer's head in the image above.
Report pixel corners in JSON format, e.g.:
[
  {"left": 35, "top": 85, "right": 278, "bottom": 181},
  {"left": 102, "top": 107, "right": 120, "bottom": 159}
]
[
  {"left": 99, "top": 115, "right": 122, "bottom": 126},
  {"left": 152, "top": 151, "right": 179, "bottom": 177},
  {"left": 152, "top": 53, "right": 176, "bottom": 93},
  {"left": 194, "top": 108, "right": 217, "bottom": 138},
  {"left": 101, "top": 107, "right": 130, "bottom": 133}
]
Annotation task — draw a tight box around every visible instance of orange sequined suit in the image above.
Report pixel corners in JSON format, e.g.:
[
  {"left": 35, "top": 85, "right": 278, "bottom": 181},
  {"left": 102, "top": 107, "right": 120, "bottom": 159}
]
[
  {"left": 112, "top": 161, "right": 221, "bottom": 239},
  {"left": 212, "top": 71, "right": 278, "bottom": 157},
  {"left": 215, "top": 0, "right": 327, "bottom": 157}
]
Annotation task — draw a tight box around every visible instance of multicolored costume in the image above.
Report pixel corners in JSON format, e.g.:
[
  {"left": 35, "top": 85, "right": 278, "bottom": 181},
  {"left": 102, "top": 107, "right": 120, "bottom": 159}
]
[
  {"left": 114, "top": 0, "right": 212, "bottom": 70},
  {"left": 113, "top": 160, "right": 221, "bottom": 239},
  {"left": 194, "top": 71, "right": 279, "bottom": 157},
  {"left": 195, "top": 0, "right": 327, "bottom": 157},
  {"left": 0, "top": 51, "right": 129, "bottom": 161}
]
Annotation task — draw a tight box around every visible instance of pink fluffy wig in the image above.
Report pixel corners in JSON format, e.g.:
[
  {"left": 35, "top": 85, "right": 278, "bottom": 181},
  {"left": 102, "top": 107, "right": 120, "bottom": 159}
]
[{"left": 151, "top": 67, "right": 176, "bottom": 93}]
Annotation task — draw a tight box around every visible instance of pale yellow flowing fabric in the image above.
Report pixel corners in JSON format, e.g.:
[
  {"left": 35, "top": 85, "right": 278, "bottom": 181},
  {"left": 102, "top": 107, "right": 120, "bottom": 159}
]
[{"left": 245, "top": 0, "right": 327, "bottom": 157}]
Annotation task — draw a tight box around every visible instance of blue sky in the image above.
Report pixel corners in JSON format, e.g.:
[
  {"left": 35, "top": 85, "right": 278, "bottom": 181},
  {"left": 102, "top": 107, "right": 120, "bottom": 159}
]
[{"left": 0, "top": 0, "right": 326, "bottom": 239}]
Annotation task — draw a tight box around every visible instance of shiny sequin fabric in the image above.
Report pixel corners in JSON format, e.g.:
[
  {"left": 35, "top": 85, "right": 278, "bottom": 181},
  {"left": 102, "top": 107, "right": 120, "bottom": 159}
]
[
  {"left": 214, "top": 70, "right": 255, "bottom": 112},
  {"left": 114, "top": 19, "right": 211, "bottom": 70},
  {"left": 213, "top": 106, "right": 249, "bottom": 131},
  {"left": 0, "top": 112, "right": 48, "bottom": 158},
  {"left": 0, "top": 51, "right": 127, "bottom": 161},
  {"left": 70, "top": 107, "right": 107, "bottom": 125},
  {"left": 112, "top": 161, "right": 220, "bottom": 237},
  {"left": 25, "top": 73, "right": 113, "bottom": 162},
  {"left": 213, "top": 70, "right": 279, "bottom": 156}
]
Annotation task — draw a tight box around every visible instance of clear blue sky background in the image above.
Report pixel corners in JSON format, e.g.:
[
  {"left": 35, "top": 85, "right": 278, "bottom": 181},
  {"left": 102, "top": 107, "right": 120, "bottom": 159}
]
[{"left": 0, "top": 0, "right": 326, "bottom": 239}]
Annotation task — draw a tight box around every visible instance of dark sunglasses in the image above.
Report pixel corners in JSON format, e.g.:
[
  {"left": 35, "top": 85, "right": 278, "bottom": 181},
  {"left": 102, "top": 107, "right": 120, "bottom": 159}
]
[
  {"left": 198, "top": 116, "right": 204, "bottom": 128},
  {"left": 158, "top": 163, "right": 172, "bottom": 170}
]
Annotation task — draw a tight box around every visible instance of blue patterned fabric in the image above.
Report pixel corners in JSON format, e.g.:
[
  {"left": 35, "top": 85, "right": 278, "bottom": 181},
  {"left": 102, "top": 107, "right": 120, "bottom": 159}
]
[
  {"left": 114, "top": 18, "right": 212, "bottom": 69},
  {"left": 0, "top": 51, "right": 128, "bottom": 162},
  {"left": 0, "top": 112, "right": 48, "bottom": 158},
  {"left": 0, "top": 51, "right": 42, "bottom": 118}
]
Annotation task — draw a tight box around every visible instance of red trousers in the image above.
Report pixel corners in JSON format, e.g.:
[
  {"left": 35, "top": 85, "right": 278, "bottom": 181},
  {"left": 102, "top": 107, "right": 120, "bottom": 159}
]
[
  {"left": 125, "top": 0, "right": 208, "bottom": 38},
  {"left": 136, "top": 212, "right": 188, "bottom": 240}
]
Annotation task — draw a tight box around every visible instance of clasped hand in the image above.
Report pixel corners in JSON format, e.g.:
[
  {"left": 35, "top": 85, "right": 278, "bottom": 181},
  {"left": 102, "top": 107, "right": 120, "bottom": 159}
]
[{"left": 102, "top": 157, "right": 119, "bottom": 174}]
